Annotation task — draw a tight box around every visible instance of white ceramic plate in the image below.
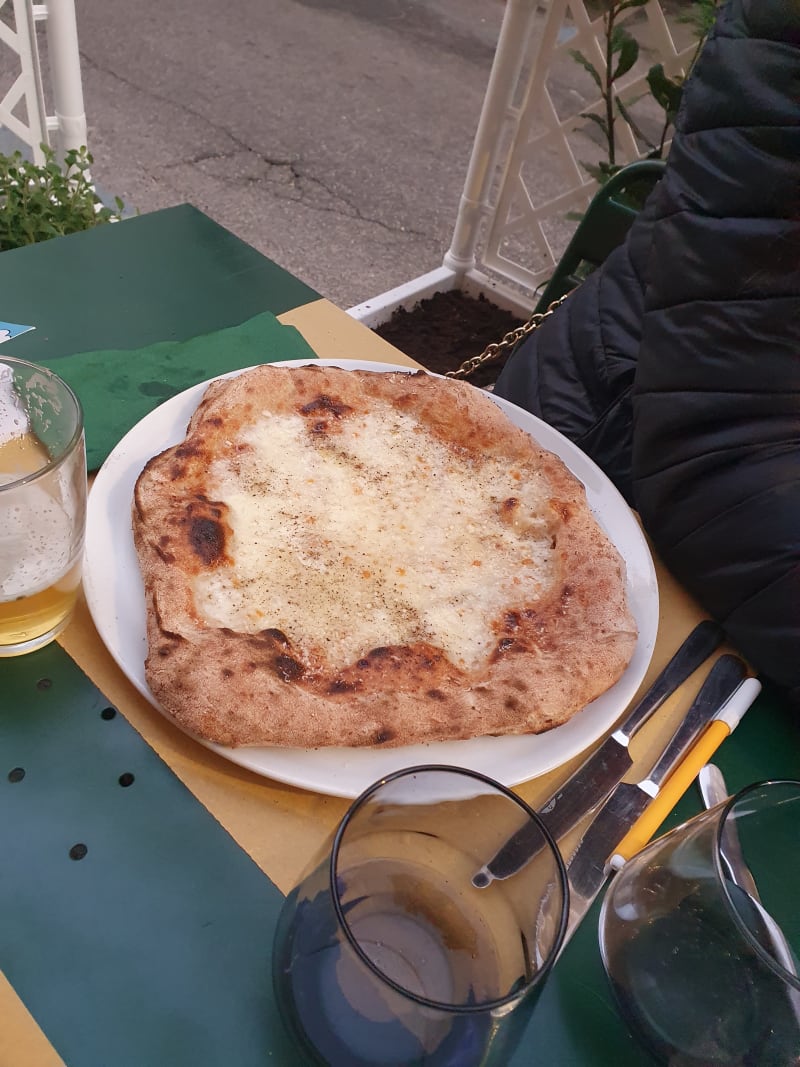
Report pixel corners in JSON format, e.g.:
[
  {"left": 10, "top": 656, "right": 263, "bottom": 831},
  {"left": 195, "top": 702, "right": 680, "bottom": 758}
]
[{"left": 84, "top": 359, "right": 658, "bottom": 798}]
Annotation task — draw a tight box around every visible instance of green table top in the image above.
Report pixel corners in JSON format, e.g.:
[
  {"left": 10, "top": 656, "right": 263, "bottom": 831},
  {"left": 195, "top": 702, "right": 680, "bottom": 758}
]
[
  {"left": 1, "top": 207, "right": 797, "bottom": 1066},
  {"left": 0, "top": 203, "right": 318, "bottom": 360}
]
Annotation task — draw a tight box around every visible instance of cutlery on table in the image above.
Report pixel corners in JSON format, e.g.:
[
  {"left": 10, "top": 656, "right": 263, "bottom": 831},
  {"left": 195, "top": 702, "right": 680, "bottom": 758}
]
[
  {"left": 698, "top": 763, "right": 800, "bottom": 984},
  {"left": 562, "top": 653, "right": 750, "bottom": 938},
  {"left": 698, "top": 763, "right": 757, "bottom": 894},
  {"left": 472, "top": 620, "right": 725, "bottom": 889},
  {"left": 607, "top": 674, "right": 761, "bottom": 871}
]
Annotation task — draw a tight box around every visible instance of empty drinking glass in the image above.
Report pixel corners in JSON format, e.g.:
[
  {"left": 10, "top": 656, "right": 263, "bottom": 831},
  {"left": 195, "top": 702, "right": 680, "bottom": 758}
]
[{"left": 273, "top": 764, "right": 569, "bottom": 1066}]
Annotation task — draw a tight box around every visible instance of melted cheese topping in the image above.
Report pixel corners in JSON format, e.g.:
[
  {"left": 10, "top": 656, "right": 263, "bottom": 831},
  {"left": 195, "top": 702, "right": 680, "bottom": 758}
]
[{"left": 192, "top": 406, "right": 557, "bottom": 671}]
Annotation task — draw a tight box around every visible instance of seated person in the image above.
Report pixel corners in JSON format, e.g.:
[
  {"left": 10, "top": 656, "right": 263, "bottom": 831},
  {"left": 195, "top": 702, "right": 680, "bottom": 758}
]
[{"left": 494, "top": 0, "right": 800, "bottom": 707}]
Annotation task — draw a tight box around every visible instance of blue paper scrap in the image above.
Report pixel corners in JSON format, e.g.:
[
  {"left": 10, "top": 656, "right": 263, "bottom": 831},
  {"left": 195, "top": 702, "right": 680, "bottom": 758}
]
[{"left": 0, "top": 321, "right": 35, "bottom": 344}]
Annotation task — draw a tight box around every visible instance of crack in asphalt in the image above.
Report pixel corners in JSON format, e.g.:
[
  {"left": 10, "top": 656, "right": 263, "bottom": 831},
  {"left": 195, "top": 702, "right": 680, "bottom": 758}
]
[
  {"left": 163, "top": 146, "right": 426, "bottom": 237},
  {"left": 79, "top": 49, "right": 426, "bottom": 238}
]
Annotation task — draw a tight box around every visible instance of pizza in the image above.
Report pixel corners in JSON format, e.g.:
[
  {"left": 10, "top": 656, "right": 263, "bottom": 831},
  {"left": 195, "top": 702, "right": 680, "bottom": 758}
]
[{"left": 132, "top": 363, "right": 638, "bottom": 749}]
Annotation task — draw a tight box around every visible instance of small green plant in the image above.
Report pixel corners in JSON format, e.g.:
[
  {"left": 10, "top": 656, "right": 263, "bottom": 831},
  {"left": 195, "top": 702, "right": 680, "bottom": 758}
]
[
  {"left": 569, "top": 0, "right": 721, "bottom": 191},
  {"left": 0, "top": 143, "right": 125, "bottom": 252}
]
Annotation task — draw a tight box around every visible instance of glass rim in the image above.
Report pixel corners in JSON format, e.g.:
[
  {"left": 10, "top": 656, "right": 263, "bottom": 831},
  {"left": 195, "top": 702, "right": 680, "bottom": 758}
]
[
  {"left": 714, "top": 777, "right": 800, "bottom": 990},
  {"left": 0, "top": 355, "right": 84, "bottom": 490},
  {"left": 328, "top": 762, "right": 570, "bottom": 1014}
]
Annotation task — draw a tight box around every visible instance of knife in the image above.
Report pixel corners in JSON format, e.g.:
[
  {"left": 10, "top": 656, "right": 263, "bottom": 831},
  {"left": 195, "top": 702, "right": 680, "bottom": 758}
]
[
  {"left": 472, "top": 619, "right": 724, "bottom": 888},
  {"left": 607, "top": 680, "right": 761, "bottom": 872},
  {"left": 697, "top": 763, "right": 759, "bottom": 899},
  {"left": 696, "top": 762, "right": 800, "bottom": 995},
  {"left": 563, "top": 653, "right": 748, "bottom": 935}
]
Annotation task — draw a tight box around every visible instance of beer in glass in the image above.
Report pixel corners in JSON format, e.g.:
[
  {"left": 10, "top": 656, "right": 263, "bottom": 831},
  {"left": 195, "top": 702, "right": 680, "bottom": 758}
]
[{"left": 0, "top": 357, "right": 86, "bottom": 655}]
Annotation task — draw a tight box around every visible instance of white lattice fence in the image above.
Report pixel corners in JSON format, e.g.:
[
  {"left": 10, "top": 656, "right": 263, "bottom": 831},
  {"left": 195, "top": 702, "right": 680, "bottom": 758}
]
[
  {"left": 351, "top": 0, "right": 698, "bottom": 324},
  {"left": 473, "top": 0, "right": 696, "bottom": 299},
  {"left": 0, "top": 0, "right": 87, "bottom": 162}
]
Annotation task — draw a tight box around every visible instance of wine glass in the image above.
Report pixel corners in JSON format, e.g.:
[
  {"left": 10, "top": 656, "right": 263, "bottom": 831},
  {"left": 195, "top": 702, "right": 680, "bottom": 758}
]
[{"left": 599, "top": 779, "right": 800, "bottom": 1066}]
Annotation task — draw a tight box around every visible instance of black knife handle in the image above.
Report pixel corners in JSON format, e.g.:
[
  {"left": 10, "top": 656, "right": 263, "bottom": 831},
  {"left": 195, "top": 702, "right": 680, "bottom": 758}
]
[
  {"left": 617, "top": 620, "right": 725, "bottom": 742},
  {"left": 646, "top": 653, "right": 748, "bottom": 786}
]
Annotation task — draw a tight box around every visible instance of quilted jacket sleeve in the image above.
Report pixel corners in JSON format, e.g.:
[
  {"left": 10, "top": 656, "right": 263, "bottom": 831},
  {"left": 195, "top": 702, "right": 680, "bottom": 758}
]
[
  {"left": 495, "top": 0, "right": 800, "bottom": 703},
  {"left": 631, "top": 0, "right": 800, "bottom": 703},
  {"left": 493, "top": 214, "right": 654, "bottom": 504}
]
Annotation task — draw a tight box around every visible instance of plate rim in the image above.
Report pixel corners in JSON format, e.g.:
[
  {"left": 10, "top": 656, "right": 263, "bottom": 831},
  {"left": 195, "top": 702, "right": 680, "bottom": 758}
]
[{"left": 84, "top": 357, "right": 658, "bottom": 798}]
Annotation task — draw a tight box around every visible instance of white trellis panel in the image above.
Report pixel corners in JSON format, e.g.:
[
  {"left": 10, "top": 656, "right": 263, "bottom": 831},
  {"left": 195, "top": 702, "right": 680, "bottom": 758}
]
[
  {"left": 0, "top": 0, "right": 87, "bottom": 163},
  {"left": 350, "top": 0, "right": 697, "bottom": 324},
  {"left": 467, "top": 0, "right": 695, "bottom": 301}
]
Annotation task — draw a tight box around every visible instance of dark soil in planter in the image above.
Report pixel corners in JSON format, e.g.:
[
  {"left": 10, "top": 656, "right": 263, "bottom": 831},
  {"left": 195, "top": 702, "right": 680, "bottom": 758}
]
[{"left": 372, "top": 290, "right": 527, "bottom": 389}]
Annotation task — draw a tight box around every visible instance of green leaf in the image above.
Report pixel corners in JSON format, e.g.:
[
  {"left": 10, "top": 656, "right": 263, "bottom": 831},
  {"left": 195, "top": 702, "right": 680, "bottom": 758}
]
[
  {"left": 568, "top": 48, "right": 603, "bottom": 90},
  {"left": 678, "top": 0, "right": 721, "bottom": 37},
  {"left": 610, "top": 27, "right": 639, "bottom": 80},
  {"left": 580, "top": 159, "right": 622, "bottom": 185},
  {"left": 646, "top": 63, "right": 684, "bottom": 119},
  {"left": 615, "top": 96, "right": 656, "bottom": 151},
  {"left": 0, "top": 144, "right": 127, "bottom": 252},
  {"left": 580, "top": 111, "right": 611, "bottom": 139}
]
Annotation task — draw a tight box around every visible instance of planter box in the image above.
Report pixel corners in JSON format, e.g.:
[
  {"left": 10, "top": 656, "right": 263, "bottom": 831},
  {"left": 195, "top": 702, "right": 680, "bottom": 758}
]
[{"left": 347, "top": 266, "right": 532, "bottom": 329}]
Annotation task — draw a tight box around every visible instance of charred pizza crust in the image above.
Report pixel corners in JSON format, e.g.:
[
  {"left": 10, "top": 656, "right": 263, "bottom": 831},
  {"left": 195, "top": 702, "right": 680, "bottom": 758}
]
[{"left": 132, "top": 364, "right": 637, "bottom": 748}]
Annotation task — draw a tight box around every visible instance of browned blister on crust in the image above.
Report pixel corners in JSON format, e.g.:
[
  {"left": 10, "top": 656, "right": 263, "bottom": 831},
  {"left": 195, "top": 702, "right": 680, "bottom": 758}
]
[{"left": 132, "top": 364, "right": 638, "bottom": 748}]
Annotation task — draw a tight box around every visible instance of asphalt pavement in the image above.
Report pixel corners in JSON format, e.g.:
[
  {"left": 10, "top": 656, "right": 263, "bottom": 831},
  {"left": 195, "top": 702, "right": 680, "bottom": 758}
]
[{"left": 69, "top": 0, "right": 508, "bottom": 310}]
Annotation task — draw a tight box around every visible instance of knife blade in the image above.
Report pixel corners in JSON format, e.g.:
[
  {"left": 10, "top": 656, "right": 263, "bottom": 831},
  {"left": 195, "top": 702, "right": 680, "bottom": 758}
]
[
  {"left": 472, "top": 620, "right": 724, "bottom": 888},
  {"left": 563, "top": 653, "right": 748, "bottom": 935},
  {"left": 698, "top": 764, "right": 758, "bottom": 897}
]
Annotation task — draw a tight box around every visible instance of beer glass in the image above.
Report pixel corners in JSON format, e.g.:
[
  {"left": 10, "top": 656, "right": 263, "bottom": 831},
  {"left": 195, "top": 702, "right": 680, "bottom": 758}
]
[
  {"left": 0, "top": 357, "right": 86, "bottom": 655},
  {"left": 273, "top": 765, "right": 569, "bottom": 1066}
]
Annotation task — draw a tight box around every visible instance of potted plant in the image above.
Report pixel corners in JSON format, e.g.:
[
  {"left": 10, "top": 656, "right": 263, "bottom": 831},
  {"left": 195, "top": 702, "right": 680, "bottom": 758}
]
[{"left": 0, "top": 143, "right": 124, "bottom": 252}]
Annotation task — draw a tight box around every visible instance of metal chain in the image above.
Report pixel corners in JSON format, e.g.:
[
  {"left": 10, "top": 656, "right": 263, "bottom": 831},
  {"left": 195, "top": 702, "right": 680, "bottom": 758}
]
[{"left": 445, "top": 292, "right": 570, "bottom": 380}]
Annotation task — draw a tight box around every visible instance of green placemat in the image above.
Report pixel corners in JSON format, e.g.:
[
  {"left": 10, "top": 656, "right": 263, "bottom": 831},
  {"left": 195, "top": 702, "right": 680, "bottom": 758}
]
[
  {"left": 40, "top": 311, "right": 317, "bottom": 470},
  {"left": 0, "top": 643, "right": 298, "bottom": 1067}
]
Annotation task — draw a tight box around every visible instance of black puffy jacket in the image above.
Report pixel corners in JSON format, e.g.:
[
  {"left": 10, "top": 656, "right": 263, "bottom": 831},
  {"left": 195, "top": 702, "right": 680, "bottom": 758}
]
[{"left": 494, "top": 0, "right": 800, "bottom": 705}]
